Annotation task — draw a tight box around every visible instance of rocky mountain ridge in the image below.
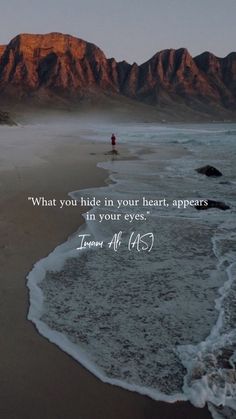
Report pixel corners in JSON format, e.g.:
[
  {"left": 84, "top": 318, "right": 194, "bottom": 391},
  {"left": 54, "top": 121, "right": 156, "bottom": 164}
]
[{"left": 0, "top": 33, "right": 235, "bottom": 117}]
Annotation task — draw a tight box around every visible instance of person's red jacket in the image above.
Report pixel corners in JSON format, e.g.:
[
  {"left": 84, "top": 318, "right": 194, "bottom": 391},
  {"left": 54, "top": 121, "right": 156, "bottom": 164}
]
[{"left": 111, "top": 134, "right": 116, "bottom": 145}]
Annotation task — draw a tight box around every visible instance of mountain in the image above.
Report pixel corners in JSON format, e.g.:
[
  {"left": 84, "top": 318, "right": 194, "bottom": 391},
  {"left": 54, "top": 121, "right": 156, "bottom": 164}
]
[
  {"left": 0, "top": 45, "right": 6, "bottom": 56},
  {"left": 0, "top": 32, "right": 236, "bottom": 119},
  {"left": 194, "top": 51, "right": 236, "bottom": 107},
  {"left": 0, "top": 33, "right": 118, "bottom": 96}
]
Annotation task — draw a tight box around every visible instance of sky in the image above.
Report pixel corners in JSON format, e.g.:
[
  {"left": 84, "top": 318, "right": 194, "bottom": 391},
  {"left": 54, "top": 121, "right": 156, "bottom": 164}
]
[{"left": 0, "top": 0, "right": 235, "bottom": 64}]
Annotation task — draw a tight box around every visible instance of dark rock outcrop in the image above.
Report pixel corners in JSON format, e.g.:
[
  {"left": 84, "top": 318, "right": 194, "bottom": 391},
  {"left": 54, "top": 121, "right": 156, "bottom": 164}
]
[
  {"left": 0, "top": 110, "right": 16, "bottom": 125},
  {"left": 196, "top": 165, "right": 223, "bottom": 177},
  {"left": 195, "top": 200, "right": 230, "bottom": 211}
]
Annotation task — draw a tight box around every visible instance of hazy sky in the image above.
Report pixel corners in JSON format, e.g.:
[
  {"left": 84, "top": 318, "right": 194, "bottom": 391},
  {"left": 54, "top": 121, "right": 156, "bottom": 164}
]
[{"left": 0, "top": 0, "right": 235, "bottom": 63}]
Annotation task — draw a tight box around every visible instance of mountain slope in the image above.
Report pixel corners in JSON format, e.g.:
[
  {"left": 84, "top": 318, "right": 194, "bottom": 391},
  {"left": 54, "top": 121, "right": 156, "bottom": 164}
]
[{"left": 0, "top": 32, "right": 236, "bottom": 117}]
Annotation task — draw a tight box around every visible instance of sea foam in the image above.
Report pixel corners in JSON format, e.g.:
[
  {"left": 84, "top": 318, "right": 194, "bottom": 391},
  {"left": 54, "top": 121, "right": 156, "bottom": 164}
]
[{"left": 27, "top": 122, "right": 236, "bottom": 417}]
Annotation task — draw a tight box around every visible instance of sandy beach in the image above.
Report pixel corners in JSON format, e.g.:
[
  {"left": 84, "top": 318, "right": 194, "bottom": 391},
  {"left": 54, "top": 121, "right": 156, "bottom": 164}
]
[{"left": 0, "top": 128, "right": 212, "bottom": 419}]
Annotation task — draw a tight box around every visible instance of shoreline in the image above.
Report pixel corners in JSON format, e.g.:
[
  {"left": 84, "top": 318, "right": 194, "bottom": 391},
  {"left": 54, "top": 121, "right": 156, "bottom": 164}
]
[{"left": 0, "top": 133, "right": 212, "bottom": 418}]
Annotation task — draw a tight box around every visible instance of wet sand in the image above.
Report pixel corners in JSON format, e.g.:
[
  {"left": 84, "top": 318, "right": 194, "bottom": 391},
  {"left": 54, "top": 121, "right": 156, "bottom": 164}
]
[{"left": 0, "top": 134, "right": 212, "bottom": 419}]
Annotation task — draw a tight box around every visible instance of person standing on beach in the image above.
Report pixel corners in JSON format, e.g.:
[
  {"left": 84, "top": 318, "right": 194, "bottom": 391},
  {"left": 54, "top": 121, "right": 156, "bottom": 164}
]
[{"left": 111, "top": 133, "right": 116, "bottom": 150}]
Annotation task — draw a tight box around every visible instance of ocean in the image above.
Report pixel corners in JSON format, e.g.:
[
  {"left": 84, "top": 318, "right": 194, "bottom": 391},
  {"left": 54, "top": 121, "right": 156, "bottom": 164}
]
[{"left": 27, "top": 122, "right": 236, "bottom": 419}]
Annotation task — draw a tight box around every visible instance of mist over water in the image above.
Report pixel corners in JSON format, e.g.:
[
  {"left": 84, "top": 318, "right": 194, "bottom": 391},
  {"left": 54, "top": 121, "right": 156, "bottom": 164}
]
[{"left": 27, "top": 122, "right": 236, "bottom": 417}]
